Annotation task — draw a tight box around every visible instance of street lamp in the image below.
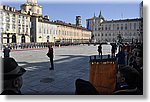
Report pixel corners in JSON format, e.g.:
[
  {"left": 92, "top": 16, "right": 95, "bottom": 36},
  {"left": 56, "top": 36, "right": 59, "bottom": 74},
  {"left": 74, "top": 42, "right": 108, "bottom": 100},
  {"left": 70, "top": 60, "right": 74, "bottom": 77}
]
[{"left": 54, "top": 37, "right": 55, "bottom": 47}]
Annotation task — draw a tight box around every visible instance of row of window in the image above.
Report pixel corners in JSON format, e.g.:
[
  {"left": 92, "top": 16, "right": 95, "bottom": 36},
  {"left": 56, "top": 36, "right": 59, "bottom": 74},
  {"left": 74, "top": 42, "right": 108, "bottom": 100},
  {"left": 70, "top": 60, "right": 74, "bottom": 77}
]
[
  {"left": 1, "top": 12, "right": 29, "bottom": 23},
  {"left": 94, "top": 23, "right": 139, "bottom": 31},
  {"left": 1, "top": 23, "right": 29, "bottom": 29},
  {"left": 1, "top": 27, "right": 29, "bottom": 33},
  {"left": 3, "top": 13, "right": 28, "bottom": 19},
  {"left": 18, "top": 27, "right": 29, "bottom": 33},
  {"left": 1, "top": 17, "right": 29, "bottom": 24},
  {"left": 95, "top": 38, "right": 116, "bottom": 42},
  {"left": 94, "top": 32, "right": 141, "bottom": 37},
  {"left": 39, "top": 28, "right": 89, "bottom": 37},
  {"left": 1, "top": 12, "right": 27, "bottom": 18},
  {"left": 95, "top": 37, "right": 139, "bottom": 42},
  {"left": 1, "top": 24, "right": 29, "bottom": 33}
]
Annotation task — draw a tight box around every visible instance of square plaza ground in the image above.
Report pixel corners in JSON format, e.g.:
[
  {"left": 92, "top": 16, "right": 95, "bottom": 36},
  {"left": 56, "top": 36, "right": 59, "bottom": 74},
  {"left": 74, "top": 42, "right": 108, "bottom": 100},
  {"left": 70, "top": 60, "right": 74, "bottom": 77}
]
[{"left": 10, "top": 45, "right": 111, "bottom": 95}]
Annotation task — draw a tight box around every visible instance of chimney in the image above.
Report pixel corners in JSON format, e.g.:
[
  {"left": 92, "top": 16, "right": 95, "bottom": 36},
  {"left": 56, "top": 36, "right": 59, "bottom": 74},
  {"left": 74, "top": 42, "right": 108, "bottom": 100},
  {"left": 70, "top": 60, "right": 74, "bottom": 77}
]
[{"left": 76, "top": 16, "right": 81, "bottom": 27}]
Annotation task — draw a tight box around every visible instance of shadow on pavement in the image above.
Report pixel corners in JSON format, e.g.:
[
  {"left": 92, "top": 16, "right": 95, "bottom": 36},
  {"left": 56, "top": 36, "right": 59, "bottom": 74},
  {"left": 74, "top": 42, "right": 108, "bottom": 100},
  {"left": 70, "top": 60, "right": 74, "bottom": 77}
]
[{"left": 17, "top": 54, "right": 90, "bottom": 95}]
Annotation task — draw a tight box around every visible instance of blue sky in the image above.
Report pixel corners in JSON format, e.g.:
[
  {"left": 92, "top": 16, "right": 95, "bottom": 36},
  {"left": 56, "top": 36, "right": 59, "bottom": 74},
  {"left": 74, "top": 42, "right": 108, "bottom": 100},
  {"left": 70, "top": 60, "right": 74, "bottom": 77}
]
[{"left": 1, "top": 0, "right": 142, "bottom": 27}]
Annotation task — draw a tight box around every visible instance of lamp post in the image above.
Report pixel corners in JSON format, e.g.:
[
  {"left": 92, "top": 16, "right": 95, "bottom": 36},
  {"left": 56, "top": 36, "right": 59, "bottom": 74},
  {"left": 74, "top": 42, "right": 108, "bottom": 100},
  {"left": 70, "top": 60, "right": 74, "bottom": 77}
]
[{"left": 54, "top": 37, "right": 55, "bottom": 47}]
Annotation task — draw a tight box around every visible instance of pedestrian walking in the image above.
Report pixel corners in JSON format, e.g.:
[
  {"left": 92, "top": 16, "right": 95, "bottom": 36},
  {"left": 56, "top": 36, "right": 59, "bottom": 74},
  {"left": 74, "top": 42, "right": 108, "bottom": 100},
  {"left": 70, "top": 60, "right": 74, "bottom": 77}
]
[
  {"left": 3, "top": 46, "right": 11, "bottom": 58},
  {"left": 97, "top": 44, "right": 102, "bottom": 59},
  {"left": 47, "top": 45, "right": 54, "bottom": 70}
]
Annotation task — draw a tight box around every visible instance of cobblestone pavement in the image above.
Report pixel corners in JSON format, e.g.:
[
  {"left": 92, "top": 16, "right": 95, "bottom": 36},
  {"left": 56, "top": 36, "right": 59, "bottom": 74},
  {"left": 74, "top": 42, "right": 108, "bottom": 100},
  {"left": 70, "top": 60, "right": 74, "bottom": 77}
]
[{"left": 10, "top": 45, "right": 110, "bottom": 95}]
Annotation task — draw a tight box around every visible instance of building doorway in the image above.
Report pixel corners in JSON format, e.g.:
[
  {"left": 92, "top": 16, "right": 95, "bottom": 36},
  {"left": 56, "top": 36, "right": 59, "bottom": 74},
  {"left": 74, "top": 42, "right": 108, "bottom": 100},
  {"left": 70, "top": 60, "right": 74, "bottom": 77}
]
[
  {"left": 47, "top": 36, "right": 50, "bottom": 42},
  {"left": 12, "top": 34, "right": 16, "bottom": 43},
  {"left": 21, "top": 35, "right": 26, "bottom": 43}
]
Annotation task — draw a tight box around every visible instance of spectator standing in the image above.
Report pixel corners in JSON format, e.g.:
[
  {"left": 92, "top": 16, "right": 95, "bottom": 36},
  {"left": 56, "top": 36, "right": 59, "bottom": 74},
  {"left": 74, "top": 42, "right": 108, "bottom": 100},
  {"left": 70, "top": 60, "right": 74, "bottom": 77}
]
[
  {"left": 3, "top": 46, "right": 11, "bottom": 58},
  {"left": 116, "top": 46, "right": 126, "bottom": 68},
  {"left": 111, "top": 43, "right": 116, "bottom": 58},
  {"left": 115, "top": 66, "right": 142, "bottom": 95},
  {"left": 47, "top": 45, "right": 54, "bottom": 70},
  {"left": 97, "top": 44, "right": 102, "bottom": 59},
  {"left": 1, "top": 57, "right": 26, "bottom": 95}
]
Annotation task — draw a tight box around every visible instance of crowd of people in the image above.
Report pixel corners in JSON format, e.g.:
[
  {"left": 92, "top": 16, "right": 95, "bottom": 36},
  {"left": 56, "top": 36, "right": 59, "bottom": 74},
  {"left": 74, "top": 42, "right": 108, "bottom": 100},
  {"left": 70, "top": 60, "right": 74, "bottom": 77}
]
[
  {"left": 115, "top": 42, "right": 143, "bottom": 94},
  {"left": 2, "top": 42, "right": 53, "bottom": 50},
  {"left": 77, "top": 42, "right": 143, "bottom": 95},
  {"left": 117, "top": 42, "right": 143, "bottom": 73}
]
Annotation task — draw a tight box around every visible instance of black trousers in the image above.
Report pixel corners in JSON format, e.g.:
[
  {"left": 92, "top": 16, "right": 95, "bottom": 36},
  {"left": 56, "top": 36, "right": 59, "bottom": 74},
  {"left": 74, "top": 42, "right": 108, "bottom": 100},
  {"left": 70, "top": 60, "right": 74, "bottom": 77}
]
[
  {"left": 50, "top": 57, "right": 54, "bottom": 69},
  {"left": 98, "top": 51, "right": 102, "bottom": 59}
]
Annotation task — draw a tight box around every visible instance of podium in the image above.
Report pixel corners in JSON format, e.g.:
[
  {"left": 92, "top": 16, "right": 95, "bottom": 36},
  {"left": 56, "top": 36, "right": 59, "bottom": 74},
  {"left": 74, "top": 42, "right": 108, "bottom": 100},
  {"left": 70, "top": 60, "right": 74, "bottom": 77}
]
[{"left": 89, "top": 56, "right": 117, "bottom": 94}]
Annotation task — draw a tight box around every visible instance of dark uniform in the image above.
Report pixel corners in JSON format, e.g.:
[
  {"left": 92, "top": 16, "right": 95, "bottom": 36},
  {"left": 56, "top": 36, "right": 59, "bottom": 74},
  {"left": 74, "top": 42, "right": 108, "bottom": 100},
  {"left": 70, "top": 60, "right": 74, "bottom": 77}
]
[
  {"left": 3, "top": 47, "right": 10, "bottom": 58},
  {"left": 98, "top": 44, "right": 102, "bottom": 59},
  {"left": 111, "top": 44, "right": 116, "bottom": 58},
  {"left": 47, "top": 46, "right": 54, "bottom": 70}
]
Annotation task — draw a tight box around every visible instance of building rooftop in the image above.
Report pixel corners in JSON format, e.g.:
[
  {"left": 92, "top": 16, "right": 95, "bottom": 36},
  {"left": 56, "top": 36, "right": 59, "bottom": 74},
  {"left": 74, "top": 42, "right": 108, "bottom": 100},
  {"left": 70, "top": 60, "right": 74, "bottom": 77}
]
[
  {"left": 103, "top": 18, "right": 142, "bottom": 23},
  {"left": 38, "top": 16, "right": 91, "bottom": 31},
  {"left": 1, "top": 5, "right": 30, "bottom": 16}
]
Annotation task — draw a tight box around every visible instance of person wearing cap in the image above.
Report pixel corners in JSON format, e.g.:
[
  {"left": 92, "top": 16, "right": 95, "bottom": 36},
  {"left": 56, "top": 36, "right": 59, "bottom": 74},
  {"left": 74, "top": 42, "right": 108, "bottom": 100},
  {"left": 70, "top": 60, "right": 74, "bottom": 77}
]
[
  {"left": 114, "top": 66, "right": 143, "bottom": 95},
  {"left": 1, "top": 57, "right": 26, "bottom": 95}
]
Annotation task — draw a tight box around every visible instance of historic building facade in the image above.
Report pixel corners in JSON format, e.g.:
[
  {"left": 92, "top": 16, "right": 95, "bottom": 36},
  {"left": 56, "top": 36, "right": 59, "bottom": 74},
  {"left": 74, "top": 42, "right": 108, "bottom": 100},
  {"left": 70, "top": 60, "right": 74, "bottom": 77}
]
[
  {"left": 30, "top": 16, "right": 91, "bottom": 43},
  {"left": 24, "top": 0, "right": 91, "bottom": 43},
  {"left": 0, "top": 0, "right": 91, "bottom": 44},
  {"left": 86, "top": 11, "right": 143, "bottom": 43},
  {"left": 0, "top": 5, "right": 31, "bottom": 44}
]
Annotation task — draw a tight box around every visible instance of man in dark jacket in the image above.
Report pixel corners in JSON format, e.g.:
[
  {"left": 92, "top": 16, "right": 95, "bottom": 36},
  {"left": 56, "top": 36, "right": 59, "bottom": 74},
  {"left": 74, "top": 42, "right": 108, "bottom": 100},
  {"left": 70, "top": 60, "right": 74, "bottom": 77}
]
[
  {"left": 116, "top": 46, "right": 126, "bottom": 68},
  {"left": 111, "top": 43, "right": 117, "bottom": 58},
  {"left": 47, "top": 45, "right": 54, "bottom": 70},
  {"left": 115, "top": 66, "right": 143, "bottom": 95},
  {"left": 3, "top": 46, "right": 11, "bottom": 58},
  {"left": 97, "top": 44, "right": 102, "bottom": 59}
]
